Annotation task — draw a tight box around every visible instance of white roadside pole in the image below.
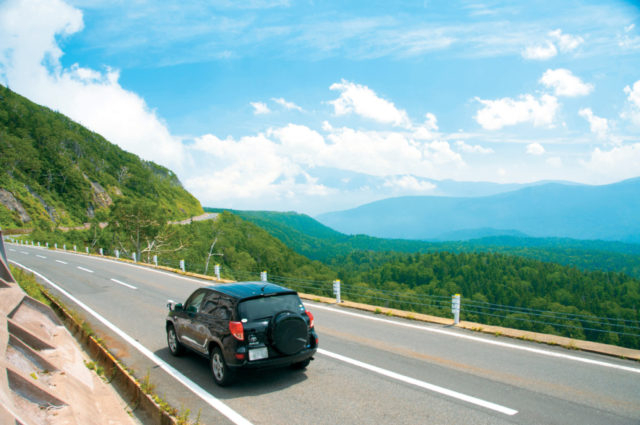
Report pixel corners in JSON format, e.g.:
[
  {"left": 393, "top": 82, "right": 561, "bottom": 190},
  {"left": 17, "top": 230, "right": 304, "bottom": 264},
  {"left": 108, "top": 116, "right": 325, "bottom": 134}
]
[
  {"left": 260, "top": 271, "right": 267, "bottom": 282},
  {"left": 214, "top": 264, "right": 221, "bottom": 280},
  {"left": 179, "top": 259, "right": 185, "bottom": 272},
  {"left": 333, "top": 280, "right": 341, "bottom": 304},
  {"left": 452, "top": 294, "right": 461, "bottom": 325}
]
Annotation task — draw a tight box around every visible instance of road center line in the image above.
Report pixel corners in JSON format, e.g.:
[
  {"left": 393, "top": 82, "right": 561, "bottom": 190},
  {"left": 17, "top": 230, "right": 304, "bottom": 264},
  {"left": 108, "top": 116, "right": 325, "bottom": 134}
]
[
  {"left": 20, "top": 251, "right": 28, "bottom": 255},
  {"left": 77, "top": 266, "right": 94, "bottom": 273},
  {"left": 9, "top": 261, "right": 254, "bottom": 425},
  {"left": 9, "top": 248, "right": 15, "bottom": 252},
  {"left": 56, "top": 260, "right": 68, "bottom": 265},
  {"left": 317, "top": 348, "right": 518, "bottom": 416},
  {"left": 36, "top": 255, "right": 47, "bottom": 259},
  {"left": 308, "top": 303, "right": 640, "bottom": 374},
  {"left": 110, "top": 278, "right": 137, "bottom": 290}
]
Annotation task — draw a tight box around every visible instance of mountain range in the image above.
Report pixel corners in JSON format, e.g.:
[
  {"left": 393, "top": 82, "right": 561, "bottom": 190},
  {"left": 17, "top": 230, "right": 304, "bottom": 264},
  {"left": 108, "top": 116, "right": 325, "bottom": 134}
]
[{"left": 316, "top": 178, "right": 640, "bottom": 243}]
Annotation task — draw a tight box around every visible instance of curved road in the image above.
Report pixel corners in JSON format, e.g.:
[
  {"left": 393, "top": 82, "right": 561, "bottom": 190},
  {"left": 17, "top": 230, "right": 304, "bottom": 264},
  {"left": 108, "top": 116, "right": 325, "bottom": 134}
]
[{"left": 7, "top": 243, "right": 640, "bottom": 425}]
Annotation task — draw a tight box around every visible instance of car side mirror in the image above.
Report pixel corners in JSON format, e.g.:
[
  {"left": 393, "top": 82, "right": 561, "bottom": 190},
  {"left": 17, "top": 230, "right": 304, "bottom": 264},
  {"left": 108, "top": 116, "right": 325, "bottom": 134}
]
[
  {"left": 167, "top": 300, "right": 183, "bottom": 311},
  {"left": 186, "top": 305, "right": 197, "bottom": 314}
]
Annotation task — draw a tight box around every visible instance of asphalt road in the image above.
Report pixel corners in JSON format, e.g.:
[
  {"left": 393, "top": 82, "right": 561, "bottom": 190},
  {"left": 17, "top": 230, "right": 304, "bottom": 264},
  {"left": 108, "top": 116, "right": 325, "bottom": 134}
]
[{"left": 7, "top": 243, "right": 640, "bottom": 425}]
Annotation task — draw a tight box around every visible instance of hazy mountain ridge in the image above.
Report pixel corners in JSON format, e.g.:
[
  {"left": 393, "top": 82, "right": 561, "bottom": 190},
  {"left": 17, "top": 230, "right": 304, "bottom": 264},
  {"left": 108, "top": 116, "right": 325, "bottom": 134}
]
[
  {"left": 316, "top": 179, "right": 640, "bottom": 243},
  {"left": 0, "top": 85, "right": 203, "bottom": 229}
]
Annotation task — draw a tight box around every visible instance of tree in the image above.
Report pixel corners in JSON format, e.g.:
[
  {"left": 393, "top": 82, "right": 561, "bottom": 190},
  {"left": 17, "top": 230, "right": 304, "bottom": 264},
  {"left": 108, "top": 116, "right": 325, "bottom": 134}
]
[{"left": 109, "top": 198, "right": 165, "bottom": 261}]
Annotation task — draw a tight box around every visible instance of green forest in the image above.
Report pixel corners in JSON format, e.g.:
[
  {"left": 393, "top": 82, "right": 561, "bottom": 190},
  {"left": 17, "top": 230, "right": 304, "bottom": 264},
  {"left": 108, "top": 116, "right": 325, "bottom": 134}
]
[
  {"left": 17, "top": 206, "right": 640, "bottom": 349},
  {"left": 0, "top": 85, "right": 202, "bottom": 229}
]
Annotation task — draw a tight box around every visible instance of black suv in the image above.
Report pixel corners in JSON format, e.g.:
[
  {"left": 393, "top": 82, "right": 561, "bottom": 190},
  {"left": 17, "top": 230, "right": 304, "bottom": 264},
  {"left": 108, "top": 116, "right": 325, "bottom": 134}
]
[{"left": 165, "top": 282, "right": 318, "bottom": 386}]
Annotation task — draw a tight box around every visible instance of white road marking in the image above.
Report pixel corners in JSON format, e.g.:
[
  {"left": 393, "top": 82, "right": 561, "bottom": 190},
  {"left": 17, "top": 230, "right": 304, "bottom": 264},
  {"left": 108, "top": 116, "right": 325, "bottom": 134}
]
[
  {"left": 56, "top": 260, "right": 68, "bottom": 265},
  {"left": 36, "top": 255, "right": 47, "bottom": 259},
  {"left": 308, "top": 303, "right": 640, "bottom": 375},
  {"left": 20, "top": 251, "right": 28, "bottom": 255},
  {"left": 110, "top": 278, "right": 137, "bottom": 290},
  {"left": 9, "top": 248, "right": 15, "bottom": 252},
  {"left": 77, "top": 266, "right": 94, "bottom": 273},
  {"left": 9, "top": 261, "right": 253, "bottom": 425},
  {"left": 318, "top": 348, "right": 518, "bottom": 416}
]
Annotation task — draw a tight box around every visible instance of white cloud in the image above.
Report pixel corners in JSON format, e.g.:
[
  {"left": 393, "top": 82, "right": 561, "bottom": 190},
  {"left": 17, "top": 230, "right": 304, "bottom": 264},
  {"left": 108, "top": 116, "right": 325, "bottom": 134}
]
[
  {"left": 526, "top": 142, "right": 545, "bottom": 155},
  {"left": 412, "top": 112, "right": 439, "bottom": 140},
  {"left": 578, "top": 108, "right": 609, "bottom": 137},
  {"left": 475, "top": 94, "right": 558, "bottom": 130},
  {"left": 548, "top": 29, "right": 583, "bottom": 52},
  {"left": 0, "top": 0, "right": 186, "bottom": 170},
  {"left": 581, "top": 144, "right": 640, "bottom": 182},
  {"left": 383, "top": 175, "right": 436, "bottom": 192},
  {"left": 455, "top": 141, "right": 493, "bottom": 154},
  {"left": 623, "top": 80, "right": 640, "bottom": 124},
  {"left": 329, "top": 79, "right": 411, "bottom": 128},
  {"left": 521, "top": 30, "right": 582, "bottom": 61},
  {"left": 250, "top": 101, "right": 271, "bottom": 114},
  {"left": 522, "top": 42, "right": 557, "bottom": 60},
  {"left": 272, "top": 97, "right": 303, "bottom": 111},
  {"left": 539, "top": 69, "right": 593, "bottom": 97}
]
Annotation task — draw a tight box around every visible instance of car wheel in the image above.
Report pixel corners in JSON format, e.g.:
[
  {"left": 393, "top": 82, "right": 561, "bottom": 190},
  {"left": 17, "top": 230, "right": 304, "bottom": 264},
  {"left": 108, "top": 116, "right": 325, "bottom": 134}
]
[
  {"left": 291, "top": 358, "right": 311, "bottom": 370},
  {"left": 167, "top": 324, "right": 185, "bottom": 356},
  {"left": 210, "top": 346, "right": 235, "bottom": 386}
]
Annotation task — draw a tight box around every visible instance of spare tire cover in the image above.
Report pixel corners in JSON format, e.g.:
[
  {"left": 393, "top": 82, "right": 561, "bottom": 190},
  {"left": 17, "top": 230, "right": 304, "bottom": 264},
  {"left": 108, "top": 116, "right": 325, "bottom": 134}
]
[{"left": 270, "top": 311, "right": 308, "bottom": 355}]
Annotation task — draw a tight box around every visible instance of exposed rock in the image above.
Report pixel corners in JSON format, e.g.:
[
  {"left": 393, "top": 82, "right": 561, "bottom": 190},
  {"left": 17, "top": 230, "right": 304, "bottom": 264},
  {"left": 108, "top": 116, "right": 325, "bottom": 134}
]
[
  {"left": 89, "top": 181, "right": 113, "bottom": 209},
  {"left": 0, "top": 189, "right": 31, "bottom": 223},
  {"left": 25, "top": 186, "right": 58, "bottom": 222}
]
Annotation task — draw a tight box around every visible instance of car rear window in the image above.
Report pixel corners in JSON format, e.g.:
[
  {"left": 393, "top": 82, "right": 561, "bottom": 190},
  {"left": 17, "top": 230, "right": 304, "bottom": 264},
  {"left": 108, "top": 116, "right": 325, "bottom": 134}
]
[{"left": 238, "top": 294, "right": 304, "bottom": 321}]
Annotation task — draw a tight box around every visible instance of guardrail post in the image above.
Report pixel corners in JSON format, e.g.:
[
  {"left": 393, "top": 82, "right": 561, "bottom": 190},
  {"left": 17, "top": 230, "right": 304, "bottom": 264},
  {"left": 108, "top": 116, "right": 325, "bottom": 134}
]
[
  {"left": 179, "top": 259, "right": 185, "bottom": 272},
  {"left": 214, "top": 264, "right": 220, "bottom": 280},
  {"left": 153, "top": 255, "right": 157, "bottom": 267},
  {"left": 260, "top": 271, "right": 267, "bottom": 282},
  {"left": 452, "top": 294, "right": 461, "bottom": 325},
  {"left": 333, "top": 280, "right": 341, "bottom": 303}
]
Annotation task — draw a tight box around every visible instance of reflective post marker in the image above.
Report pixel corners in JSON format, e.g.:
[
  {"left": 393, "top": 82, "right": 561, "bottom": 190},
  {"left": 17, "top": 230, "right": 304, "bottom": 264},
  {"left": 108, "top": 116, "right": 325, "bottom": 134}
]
[
  {"left": 452, "top": 294, "right": 461, "bottom": 325},
  {"left": 153, "top": 255, "right": 158, "bottom": 266},
  {"left": 333, "top": 280, "right": 341, "bottom": 304},
  {"left": 260, "top": 271, "right": 267, "bottom": 282},
  {"left": 179, "top": 259, "right": 185, "bottom": 272},
  {"left": 214, "top": 264, "right": 220, "bottom": 280}
]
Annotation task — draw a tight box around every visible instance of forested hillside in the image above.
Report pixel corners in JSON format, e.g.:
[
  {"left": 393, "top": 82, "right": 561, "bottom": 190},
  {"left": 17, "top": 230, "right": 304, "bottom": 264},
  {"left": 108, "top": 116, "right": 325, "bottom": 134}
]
[
  {"left": 0, "top": 85, "right": 202, "bottom": 229},
  {"left": 207, "top": 208, "right": 640, "bottom": 279}
]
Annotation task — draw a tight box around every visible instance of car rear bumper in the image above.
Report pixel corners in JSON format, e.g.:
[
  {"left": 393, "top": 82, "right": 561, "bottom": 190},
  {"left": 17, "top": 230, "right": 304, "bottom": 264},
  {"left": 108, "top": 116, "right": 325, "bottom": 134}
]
[{"left": 230, "top": 347, "right": 317, "bottom": 369}]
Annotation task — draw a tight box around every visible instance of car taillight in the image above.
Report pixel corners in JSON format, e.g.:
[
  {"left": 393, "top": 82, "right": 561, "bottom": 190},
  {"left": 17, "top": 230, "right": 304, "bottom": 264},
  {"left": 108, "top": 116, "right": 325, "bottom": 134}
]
[
  {"left": 305, "top": 310, "right": 314, "bottom": 328},
  {"left": 229, "top": 321, "right": 244, "bottom": 341}
]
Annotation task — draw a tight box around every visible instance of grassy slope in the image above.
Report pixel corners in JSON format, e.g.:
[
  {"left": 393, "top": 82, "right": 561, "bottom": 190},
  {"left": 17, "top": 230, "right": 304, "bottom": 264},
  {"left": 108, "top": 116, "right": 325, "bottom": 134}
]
[{"left": 0, "top": 85, "right": 202, "bottom": 229}]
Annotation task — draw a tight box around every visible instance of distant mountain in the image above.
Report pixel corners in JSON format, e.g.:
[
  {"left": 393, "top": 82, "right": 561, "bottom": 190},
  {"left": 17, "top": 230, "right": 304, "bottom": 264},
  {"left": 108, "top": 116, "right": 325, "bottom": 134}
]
[
  {"left": 205, "top": 208, "right": 640, "bottom": 278},
  {"left": 0, "top": 85, "right": 203, "bottom": 229},
  {"left": 316, "top": 179, "right": 640, "bottom": 243}
]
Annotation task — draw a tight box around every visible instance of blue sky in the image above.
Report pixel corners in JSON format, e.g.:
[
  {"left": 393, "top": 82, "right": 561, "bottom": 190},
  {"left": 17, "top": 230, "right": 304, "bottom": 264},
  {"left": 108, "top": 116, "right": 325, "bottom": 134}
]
[{"left": 1, "top": 0, "right": 639, "bottom": 214}]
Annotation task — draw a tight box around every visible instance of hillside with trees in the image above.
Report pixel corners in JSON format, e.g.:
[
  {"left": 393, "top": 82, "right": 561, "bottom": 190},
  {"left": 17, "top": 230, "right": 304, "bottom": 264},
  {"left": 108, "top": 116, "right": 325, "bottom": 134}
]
[
  {"left": 0, "top": 85, "right": 202, "bottom": 230},
  {"left": 207, "top": 208, "right": 640, "bottom": 279}
]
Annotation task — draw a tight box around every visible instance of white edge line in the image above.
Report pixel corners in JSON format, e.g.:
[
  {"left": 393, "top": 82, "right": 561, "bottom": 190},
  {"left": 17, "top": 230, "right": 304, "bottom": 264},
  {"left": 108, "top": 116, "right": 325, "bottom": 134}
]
[
  {"left": 9, "top": 261, "right": 254, "bottom": 425},
  {"left": 317, "top": 348, "right": 518, "bottom": 416},
  {"left": 307, "top": 303, "right": 640, "bottom": 375},
  {"left": 110, "top": 278, "right": 138, "bottom": 290},
  {"left": 77, "top": 266, "right": 94, "bottom": 273}
]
